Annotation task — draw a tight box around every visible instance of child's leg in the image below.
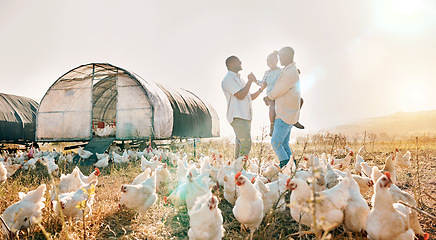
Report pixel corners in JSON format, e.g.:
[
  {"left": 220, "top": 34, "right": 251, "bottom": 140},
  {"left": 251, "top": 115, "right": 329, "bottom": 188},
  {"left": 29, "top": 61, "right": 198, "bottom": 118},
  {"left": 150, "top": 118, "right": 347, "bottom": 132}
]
[
  {"left": 269, "top": 100, "right": 276, "bottom": 136},
  {"left": 269, "top": 100, "right": 276, "bottom": 124}
]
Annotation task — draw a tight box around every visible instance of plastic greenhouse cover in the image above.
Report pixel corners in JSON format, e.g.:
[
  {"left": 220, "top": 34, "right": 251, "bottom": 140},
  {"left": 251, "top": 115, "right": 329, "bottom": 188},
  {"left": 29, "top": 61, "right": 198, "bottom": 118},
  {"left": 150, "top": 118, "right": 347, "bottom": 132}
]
[
  {"left": 35, "top": 63, "right": 218, "bottom": 141},
  {"left": 37, "top": 77, "right": 92, "bottom": 140},
  {"left": 0, "top": 93, "right": 38, "bottom": 142},
  {"left": 0, "top": 93, "right": 38, "bottom": 123}
]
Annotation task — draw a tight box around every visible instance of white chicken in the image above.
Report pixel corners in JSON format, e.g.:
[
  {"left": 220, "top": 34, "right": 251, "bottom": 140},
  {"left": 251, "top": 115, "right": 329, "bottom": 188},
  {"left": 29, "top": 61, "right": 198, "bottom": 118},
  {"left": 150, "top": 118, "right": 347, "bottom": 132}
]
[
  {"left": 223, "top": 173, "right": 239, "bottom": 205},
  {"left": 131, "top": 168, "right": 151, "bottom": 185},
  {"left": 57, "top": 167, "right": 85, "bottom": 196},
  {"left": 140, "top": 155, "right": 160, "bottom": 171},
  {"left": 394, "top": 148, "right": 411, "bottom": 169},
  {"left": 366, "top": 172, "right": 415, "bottom": 240},
  {"left": 287, "top": 175, "right": 350, "bottom": 231},
  {"left": 165, "top": 182, "right": 187, "bottom": 207},
  {"left": 382, "top": 155, "right": 396, "bottom": 184},
  {"left": 186, "top": 172, "right": 209, "bottom": 210},
  {"left": 255, "top": 175, "right": 289, "bottom": 215},
  {"left": 23, "top": 158, "right": 38, "bottom": 170},
  {"left": 119, "top": 173, "right": 157, "bottom": 213},
  {"left": 331, "top": 151, "right": 353, "bottom": 170},
  {"left": 233, "top": 172, "right": 264, "bottom": 240},
  {"left": 54, "top": 180, "right": 98, "bottom": 219},
  {"left": 247, "top": 158, "right": 259, "bottom": 173},
  {"left": 95, "top": 152, "right": 108, "bottom": 160},
  {"left": 334, "top": 170, "right": 374, "bottom": 196},
  {"left": 78, "top": 147, "right": 93, "bottom": 159},
  {"left": 188, "top": 193, "right": 225, "bottom": 240},
  {"left": 155, "top": 163, "right": 171, "bottom": 194},
  {"left": 370, "top": 167, "right": 416, "bottom": 207},
  {"left": 94, "top": 125, "right": 115, "bottom": 137},
  {"left": 2, "top": 184, "right": 46, "bottom": 232},
  {"left": 66, "top": 152, "right": 74, "bottom": 163},
  {"left": 0, "top": 162, "right": 7, "bottom": 182},
  {"left": 228, "top": 155, "right": 248, "bottom": 172},
  {"left": 343, "top": 171, "right": 370, "bottom": 234},
  {"left": 199, "top": 156, "right": 212, "bottom": 175},
  {"left": 324, "top": 164, "right": 341, "bottom": 189},
  {"left": 39, "top": 157, "right": 59, "bottom": 175},
  {"left": 177, "top": 159, "right": 188, "bottom": 186},
  {"left": 127, "top": 149, "right": 137, "bottom": 161},
  {"left": 358, "top": 146, "right": 367, "bottom": 155},
  {"left": 94, "top": 155, "right": 109, "bottom": 168},
  {"left": 262, "top": 164, "right": 280, "bottom": 182},
  {"left": 355, "top": 153, "right": 365, "bottom": 175},
  {"left": 113, "top": 153, "right": 130, "bottom": 164},
  {"left": 360, "top": 161, "right": 372, "bottom": 178},
  {"left": 78, "top": 167, "right": 100, "bottom": 184},
  {"left": 370, "top": 167, "right": 427, "bottom": 239}
]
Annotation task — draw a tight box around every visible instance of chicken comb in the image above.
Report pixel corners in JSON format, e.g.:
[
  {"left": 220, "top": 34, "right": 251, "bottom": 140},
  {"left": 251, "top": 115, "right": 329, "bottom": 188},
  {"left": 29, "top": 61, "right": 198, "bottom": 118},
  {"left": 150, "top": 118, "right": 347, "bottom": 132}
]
[
  {"left": 286, "top": 178, "right": 291, "bottom": 187},
  {"left": 303, "top": 157, "right": 308, "bottom": 161},
  {"left": 350, "top": 151, "right": 354, "bottom": 156},
  {"left": 384, "top": 171, "right": 391, "bottom": 179},
  {"left": 234, "top": 171, "right": 242, "bottom": 179},
  {"left": 219, "top": 154, "right": 223, "bottom": 158},
  {"left": 212, "top": 153, "right": 216, "bottom": 157},
  {"left": 395, "top": 148, "right": 399, "bottom": 152},
  {"left": 251, "top": 177, "right": 256, "bottom": 184},
  {"left": 94, "top": 168, "right": 100, "bottom": 176},
  {"left": 163, "top": 196, "right": 167, "bottom": 203},
  {"left": 243, "top": 155, "right": 248, "bottom": 159},
  {"left": 424, "top": 233, "right": 429, "bottom": 240}
]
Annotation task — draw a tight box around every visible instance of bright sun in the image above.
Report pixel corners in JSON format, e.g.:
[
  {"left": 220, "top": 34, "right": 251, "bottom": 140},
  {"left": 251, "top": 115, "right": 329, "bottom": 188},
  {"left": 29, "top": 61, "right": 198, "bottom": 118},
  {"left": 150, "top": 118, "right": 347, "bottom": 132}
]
[{"left": 391, "top": 0, "right": 421, "bottom": 14}]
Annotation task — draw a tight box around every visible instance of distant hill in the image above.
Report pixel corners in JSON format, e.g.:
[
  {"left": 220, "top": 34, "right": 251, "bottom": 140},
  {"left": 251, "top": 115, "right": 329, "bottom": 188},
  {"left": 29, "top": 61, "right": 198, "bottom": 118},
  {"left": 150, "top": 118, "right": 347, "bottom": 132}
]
[{"left": 330, "top": 110, "right": 436, "bottom": 140}]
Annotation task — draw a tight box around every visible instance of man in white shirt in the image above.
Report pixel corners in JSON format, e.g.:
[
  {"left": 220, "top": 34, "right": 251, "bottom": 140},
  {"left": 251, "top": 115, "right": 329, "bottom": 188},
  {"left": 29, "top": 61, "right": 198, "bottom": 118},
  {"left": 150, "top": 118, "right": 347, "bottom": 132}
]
[{"left": 222, "top": 56, "right": 266, "bottom": 159}]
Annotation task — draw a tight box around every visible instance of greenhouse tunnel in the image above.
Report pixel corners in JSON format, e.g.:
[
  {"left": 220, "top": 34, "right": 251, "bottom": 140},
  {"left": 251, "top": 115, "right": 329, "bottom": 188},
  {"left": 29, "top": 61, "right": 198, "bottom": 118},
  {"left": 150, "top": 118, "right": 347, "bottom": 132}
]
[
  {"left": 0, "top": 93, "right": 38, "bottom": 143},
  {"left": 36, "top": 63, "right": 219, "bottom": 143}
]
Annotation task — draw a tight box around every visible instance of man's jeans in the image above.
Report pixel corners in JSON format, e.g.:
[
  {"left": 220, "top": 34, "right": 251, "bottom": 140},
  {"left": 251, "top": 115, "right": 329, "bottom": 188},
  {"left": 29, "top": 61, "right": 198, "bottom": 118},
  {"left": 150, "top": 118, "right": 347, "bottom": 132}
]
[{"left": 271, "top": 118, "right": 293, "bottom": 168}]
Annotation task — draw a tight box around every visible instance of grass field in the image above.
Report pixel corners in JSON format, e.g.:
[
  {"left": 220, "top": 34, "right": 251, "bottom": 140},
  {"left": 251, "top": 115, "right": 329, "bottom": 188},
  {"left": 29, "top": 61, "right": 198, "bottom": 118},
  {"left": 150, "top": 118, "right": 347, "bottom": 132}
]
[{"left": 1, "top": 133, "right": 435, "bottom": 239}]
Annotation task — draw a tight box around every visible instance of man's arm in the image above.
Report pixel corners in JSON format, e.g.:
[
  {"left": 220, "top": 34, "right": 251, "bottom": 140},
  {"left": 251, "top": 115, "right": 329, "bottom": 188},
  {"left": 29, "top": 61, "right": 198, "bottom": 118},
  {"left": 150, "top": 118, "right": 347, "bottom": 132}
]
[
  {"left": 251, "top": 84, "right": 266, "bottom": 100},
  {"left": 234, "top": 77, "right": 254, "bottom": 100},
  {"left": 246, "top": 73, "right": 266, "bottom": 100}
]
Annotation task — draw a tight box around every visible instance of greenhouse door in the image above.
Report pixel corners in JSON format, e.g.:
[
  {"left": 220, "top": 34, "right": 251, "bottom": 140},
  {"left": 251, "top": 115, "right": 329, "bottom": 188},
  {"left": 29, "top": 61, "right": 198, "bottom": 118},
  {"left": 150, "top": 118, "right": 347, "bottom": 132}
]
[
  {"left": 92, "top": 77, "right": 117, "bottom": 138},
  {"left": 116, "top": 75, "right": 152, "bottom": 139}
]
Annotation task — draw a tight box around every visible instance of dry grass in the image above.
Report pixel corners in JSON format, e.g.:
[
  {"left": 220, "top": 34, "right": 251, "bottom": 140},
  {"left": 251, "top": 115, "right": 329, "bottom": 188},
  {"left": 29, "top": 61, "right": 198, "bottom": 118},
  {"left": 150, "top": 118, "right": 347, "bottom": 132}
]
[{"left": 1, "top": 134, "right": 435, "bottom": 240}]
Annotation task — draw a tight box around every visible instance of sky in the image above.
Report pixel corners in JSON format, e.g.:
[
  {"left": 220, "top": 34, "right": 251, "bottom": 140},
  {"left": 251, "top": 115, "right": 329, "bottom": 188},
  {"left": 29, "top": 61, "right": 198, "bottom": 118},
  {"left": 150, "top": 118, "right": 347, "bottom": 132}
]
[{"left": 1, "top": 0, "right": 436, "bottom": 139}]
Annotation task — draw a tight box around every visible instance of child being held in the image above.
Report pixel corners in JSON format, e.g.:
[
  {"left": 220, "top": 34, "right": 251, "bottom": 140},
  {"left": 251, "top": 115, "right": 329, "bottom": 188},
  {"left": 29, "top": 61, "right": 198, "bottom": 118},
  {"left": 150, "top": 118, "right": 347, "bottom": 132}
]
[{"left": 260, "top": 51, "right": 304, "bottom": 136}]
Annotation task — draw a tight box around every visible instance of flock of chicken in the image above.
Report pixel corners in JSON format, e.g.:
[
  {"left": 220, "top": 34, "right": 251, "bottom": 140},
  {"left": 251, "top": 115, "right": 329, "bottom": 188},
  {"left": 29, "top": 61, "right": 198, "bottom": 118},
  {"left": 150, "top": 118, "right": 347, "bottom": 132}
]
[{"left": 0, "top": 144, "right": 431, "bottom": 240}]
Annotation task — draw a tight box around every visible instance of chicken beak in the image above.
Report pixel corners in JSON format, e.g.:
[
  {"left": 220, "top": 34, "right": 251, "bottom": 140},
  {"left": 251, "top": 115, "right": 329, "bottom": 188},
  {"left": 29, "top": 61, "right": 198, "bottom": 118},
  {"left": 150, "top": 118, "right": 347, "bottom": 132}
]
[{"left": 235, "top": 179, "right": 242, "bottom": 186}]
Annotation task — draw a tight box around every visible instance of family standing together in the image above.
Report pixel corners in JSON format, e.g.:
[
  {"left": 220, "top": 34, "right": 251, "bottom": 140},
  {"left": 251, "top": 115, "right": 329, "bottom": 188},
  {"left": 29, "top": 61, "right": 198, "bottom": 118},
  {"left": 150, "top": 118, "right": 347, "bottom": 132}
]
[{"left": 221, "top": 46, "right": 303, "bottom": 168}]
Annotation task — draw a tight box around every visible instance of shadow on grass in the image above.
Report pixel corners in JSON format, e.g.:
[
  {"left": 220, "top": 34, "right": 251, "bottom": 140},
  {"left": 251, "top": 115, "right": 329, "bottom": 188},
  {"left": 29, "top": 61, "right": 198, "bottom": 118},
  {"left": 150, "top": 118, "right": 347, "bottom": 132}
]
[
  {"left": 164, "top": 206, "right": 190, "bottom": 239},
  {"left": 96, "top": 207, "right": 137, "bottom": 239}
]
